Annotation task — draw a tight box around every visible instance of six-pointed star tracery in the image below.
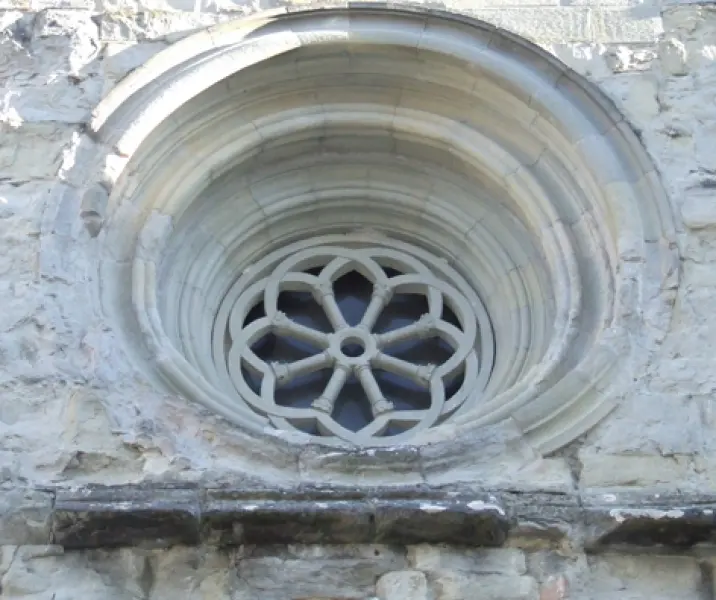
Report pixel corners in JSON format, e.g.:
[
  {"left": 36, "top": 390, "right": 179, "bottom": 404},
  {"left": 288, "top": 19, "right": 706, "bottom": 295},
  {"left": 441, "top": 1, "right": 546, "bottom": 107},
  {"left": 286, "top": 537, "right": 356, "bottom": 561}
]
[{"left": 212, "top": 238, "right": 494, "bottom": 444}]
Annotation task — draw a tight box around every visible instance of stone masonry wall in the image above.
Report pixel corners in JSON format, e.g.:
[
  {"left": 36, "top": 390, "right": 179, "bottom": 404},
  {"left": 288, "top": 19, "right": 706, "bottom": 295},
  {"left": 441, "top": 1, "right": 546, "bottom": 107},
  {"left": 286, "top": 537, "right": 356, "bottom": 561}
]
[
  {"left": 1, "top": 544, "right": 713, "bottom": 599},
  {"left": 1, "top": 0, "right": 715, "bottom": 496},
  {"left": 2, "top": 0, "right": 716, "bottom": 598}
]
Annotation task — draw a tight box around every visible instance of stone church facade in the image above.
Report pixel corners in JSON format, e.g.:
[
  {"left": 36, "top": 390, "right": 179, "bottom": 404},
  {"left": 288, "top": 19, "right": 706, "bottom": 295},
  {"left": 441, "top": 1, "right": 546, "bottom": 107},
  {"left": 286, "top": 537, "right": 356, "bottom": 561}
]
[{"left": 0, "top": 0, "right": 715, "bottom": 598}]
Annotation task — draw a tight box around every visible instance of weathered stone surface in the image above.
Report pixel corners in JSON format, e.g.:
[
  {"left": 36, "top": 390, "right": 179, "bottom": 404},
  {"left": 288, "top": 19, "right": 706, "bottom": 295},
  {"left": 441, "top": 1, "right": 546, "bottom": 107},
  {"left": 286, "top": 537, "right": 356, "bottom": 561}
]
[
  {"left": 234, "top": 544, "right": 407, "bottom": 600},
  {"left": 93, "top": 10, "right": 228, "bottom": 41},
  {"left": 148, "top": 546, "right": 232, "bottom": 599},
  {"left": 584, "top": 503, "right": 716, "bottom": 550},
  {"left": 38, "top": 484, "right": 716, "bottom": 554},
  {"left": 503, "top": 492, "right": 579, "bottom": 547},
  {"left": 298, "top": 445, "right": 424, "bottom": 486},
  {"left": 373, "top": 498, "right": 508, "bottom": 546},
  {"left": 0, "top": 545, "right": 142, "bottom": 599},
  {"left": 408, "top": 545, "right": 527, "bottom": 575},
  {"left": 576, "top": 554, "right": 704, "bottom": 599},
  {"left": 1, "top": 0, "right": 716, "bottom": 598},
  {"left": 52, "top": 485, "right": 202, "bottom": 549},
  {"left": 0, "top": 124, "right": 77, "bottom": 180},
  {"left": 0, "top": 489, "right": 53, "bottom": 544},
  {"left": 0, "top": 0, "right": 700, "bottom": 493},
  {"left": 376, "top": 570, "right": 429, "bottom": 600},
  {"left": 203, "top": 494, "right": 376, "bottom": 545},
  {"left": 0, "top": 543, "right": 710, "bottom": 600},
  {"left": 48, "top": 484, "right": 510, "bottom": 548},
  {"left": 539, "top": 575, "right": 569, "bottom": 600},
  {"left": 431, "top": 572, "right": 539, "bottom": 600}
]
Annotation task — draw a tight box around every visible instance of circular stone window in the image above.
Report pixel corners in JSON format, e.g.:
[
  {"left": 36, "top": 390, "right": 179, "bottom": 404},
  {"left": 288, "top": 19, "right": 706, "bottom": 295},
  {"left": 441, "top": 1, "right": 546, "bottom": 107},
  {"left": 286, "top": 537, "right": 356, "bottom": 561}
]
[
  {"left": 79, "top": 8, "right": 677, "bottom": 454},
  {"left": 214, "top": 236, "right": 493, "bottom": 443}
]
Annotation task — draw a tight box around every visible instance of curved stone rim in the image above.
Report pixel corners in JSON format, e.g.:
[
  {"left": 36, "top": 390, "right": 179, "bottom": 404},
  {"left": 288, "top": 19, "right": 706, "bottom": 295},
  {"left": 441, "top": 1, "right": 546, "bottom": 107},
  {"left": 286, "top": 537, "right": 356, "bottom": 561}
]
[{"left": 64, "top": 6, "right": 679, "bottom": 461}]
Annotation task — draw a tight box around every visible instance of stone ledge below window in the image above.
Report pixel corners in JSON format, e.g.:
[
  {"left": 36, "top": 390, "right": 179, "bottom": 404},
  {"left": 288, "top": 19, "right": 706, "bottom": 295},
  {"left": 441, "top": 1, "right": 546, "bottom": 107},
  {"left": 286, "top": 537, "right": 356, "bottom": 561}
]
[{"left": 1, "top": 484, "right": 713, "bottom": 551}]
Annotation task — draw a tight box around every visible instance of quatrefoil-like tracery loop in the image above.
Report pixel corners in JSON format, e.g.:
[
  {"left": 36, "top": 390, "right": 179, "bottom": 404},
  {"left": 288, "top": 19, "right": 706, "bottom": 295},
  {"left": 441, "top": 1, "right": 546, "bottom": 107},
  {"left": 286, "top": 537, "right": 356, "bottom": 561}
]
[{"left": 218, "top": 244, "right": 492, "bottom": 444}]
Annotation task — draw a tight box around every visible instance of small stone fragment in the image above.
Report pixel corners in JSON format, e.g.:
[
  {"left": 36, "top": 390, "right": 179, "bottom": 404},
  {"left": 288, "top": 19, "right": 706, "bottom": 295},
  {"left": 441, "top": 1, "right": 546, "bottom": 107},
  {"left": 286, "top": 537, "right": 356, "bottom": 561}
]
[
  {"left": 681, "top": 196, "right": 716, "bottom": 230},
  {"left": 659, "top": 38, "right": 689, "bottom": 76}
]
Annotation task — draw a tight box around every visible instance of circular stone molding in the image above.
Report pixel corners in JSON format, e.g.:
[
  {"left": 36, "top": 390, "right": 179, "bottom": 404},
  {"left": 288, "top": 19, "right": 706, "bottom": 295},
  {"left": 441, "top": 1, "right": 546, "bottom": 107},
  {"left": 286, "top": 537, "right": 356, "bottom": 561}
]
[{"left": 66, "top": 7, "right": 678, "bottom": 454}]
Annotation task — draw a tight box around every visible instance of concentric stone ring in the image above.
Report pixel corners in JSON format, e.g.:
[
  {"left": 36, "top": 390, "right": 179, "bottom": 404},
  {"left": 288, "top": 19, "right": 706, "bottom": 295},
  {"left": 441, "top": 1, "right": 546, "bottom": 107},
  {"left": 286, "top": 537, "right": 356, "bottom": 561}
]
[{"left": 74, "top": 7, "right": 678, "bottom": 456}]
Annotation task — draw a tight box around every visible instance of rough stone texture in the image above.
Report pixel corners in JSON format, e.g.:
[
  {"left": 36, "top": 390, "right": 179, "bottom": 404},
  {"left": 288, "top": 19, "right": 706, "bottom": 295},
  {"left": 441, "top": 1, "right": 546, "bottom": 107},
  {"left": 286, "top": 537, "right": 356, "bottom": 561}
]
[
  {"left": 1, "top": 0, "right": 716, "bottom": 597},
  {"left": 50, "top": 485, "right": 510, "bottom": 548},
  {"left": 0, "top": 489, "right": 53, "bottom": 545},
  {"left": 0, "top": 0, "right": 694, "bottom": 488},
  {"left": 376, "top": 570, "right": 430, "bottom": 600},
  {"left": 0, "top": 483, "right": 709, "bottom": 553},
  {"left": 0, "top": 543, "right": 711, "bottom": 599}
]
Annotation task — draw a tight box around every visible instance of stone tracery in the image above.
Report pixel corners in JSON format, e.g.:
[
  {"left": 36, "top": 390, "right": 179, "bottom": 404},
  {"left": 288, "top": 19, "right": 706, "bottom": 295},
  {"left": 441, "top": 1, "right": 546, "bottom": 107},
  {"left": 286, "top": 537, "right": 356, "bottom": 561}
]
[{"left": 217, "top": 238, "right": 493, "bottom": 444}]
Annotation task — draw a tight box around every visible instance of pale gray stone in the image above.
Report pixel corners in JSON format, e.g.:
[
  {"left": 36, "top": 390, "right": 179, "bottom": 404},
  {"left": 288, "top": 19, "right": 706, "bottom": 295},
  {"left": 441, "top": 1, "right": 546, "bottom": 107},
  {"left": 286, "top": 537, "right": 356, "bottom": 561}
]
[
  {"left": 576, "top": 555, "right": 703, "bottom": 600},
  {"left": 236, "top": 553, "right": 403, "bottom": 598},
  {"left": 0, "top": 2, "right": 714, "bottom": 599},
  {"left": 148, "top": 546, "right": 232, "bottom": 599},
  {"left": 431, "top": 573, "right": 539, "bottom": 600},
  {"left": 681, "top": 195, "right": 716, "bottom": 229},
  {"left": 1, "top": 546, "right": 138, "bottom": 600},
  {"left": 95, "top": 11, "right": 228, "bottom": 41},
  {"left": 376, "top": 570, "right": 429, "bottom": 600},
  {"left": 0, "top": 490, "right": 52, "bottom": 544},
  {"left": 408, "top": 546, "right": 527, "bottom": 576},
  {"left": 578, "top": 452, "right": 694, "bottom": 489},
  {"left": 0, "top": 124, "right": 77, "bottom": 180},
  {"left": 659, "top": 37, "right": 689, "bottom": 76}
]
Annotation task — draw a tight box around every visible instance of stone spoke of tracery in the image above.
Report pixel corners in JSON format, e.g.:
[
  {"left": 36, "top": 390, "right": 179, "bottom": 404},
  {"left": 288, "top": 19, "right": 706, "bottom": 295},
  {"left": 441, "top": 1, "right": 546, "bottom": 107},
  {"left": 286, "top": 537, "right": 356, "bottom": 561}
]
[
  {"left": 271, "top": 312, "right": 331, "bottom": 350},
  {"left": 271, "top": 352, "right": 334, "bottom": 387},
  {"left": 374, "top": 314, "right": 437, "bottom": 348},
  {"left": 213, "top": 240, "right": 492, "bottom": 444}
]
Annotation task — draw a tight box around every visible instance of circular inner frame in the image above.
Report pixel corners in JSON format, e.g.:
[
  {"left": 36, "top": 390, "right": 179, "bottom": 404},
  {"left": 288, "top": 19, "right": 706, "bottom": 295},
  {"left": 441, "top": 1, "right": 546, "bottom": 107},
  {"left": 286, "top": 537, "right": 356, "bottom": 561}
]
[{"left": 213, "top": 236, "right": 494, "bottom": 445}]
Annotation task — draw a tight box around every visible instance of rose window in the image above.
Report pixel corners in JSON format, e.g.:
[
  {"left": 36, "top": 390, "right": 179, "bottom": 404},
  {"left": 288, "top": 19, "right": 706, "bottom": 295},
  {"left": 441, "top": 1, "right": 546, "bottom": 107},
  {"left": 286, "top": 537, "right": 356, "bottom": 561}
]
[
  {"left": 93, "top": 9, "right": 679, "bottom": 460},
  {"left": 213, "top": 238, "right": 494, "bottom": 445}
]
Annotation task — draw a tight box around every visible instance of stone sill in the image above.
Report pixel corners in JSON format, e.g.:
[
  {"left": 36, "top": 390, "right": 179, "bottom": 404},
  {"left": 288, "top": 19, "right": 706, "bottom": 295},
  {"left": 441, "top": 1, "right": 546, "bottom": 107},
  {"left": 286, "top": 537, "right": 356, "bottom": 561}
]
[
  {"left": 51, "top": 485, "right": 510, "bottom": 549},
  {"left": 0, "top": 484, "right": 702, "bottom": 551}
]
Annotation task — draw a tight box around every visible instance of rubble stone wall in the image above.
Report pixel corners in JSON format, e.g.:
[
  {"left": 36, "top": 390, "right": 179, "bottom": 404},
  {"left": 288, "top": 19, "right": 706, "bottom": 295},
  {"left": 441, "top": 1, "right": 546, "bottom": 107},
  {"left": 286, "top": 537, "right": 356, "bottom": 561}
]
[
  {"left": 2, "top": 0, "right": 716, "bottom": 597},
  {"left": 2, "top": 544, "right": 712, "bottom": 600}
]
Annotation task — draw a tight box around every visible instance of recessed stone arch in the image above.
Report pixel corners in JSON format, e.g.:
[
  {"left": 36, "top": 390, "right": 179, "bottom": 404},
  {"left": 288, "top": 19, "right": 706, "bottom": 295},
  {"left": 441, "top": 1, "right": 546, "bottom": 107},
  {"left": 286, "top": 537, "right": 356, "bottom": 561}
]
[{"left": 60, "top": 7, "right": 677, "bottom": 464}]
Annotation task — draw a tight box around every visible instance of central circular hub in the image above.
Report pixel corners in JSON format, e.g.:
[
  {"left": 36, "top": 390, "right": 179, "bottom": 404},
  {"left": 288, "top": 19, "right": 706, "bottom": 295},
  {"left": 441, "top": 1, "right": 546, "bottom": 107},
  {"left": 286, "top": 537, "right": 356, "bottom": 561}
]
[{"left": 341, "top": 337, "right": 366, "bottom": 358}]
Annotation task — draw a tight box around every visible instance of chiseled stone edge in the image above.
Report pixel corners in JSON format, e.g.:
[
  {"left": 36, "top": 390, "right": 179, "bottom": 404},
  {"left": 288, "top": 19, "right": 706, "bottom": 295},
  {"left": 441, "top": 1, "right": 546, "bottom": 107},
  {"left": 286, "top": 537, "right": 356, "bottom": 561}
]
[
  {"left": 1, "top": 485, "right": 711, "bottom": 550},
  {"left": 50, "top": 484, "right": 509, "bottom": 549},
  {"left": 583, "top": 491, "right": 716, "bottom": 550},
  {"left": 51, "top": 484, "right": 202, "bottom": 550}
]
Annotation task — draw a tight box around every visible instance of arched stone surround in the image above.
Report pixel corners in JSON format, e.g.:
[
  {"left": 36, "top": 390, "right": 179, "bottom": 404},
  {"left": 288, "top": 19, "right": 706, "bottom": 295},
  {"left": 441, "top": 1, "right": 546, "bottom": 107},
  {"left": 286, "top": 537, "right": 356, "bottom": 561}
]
[{"left": 57, "top": 7, "right": 677, "bottom": 477}]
